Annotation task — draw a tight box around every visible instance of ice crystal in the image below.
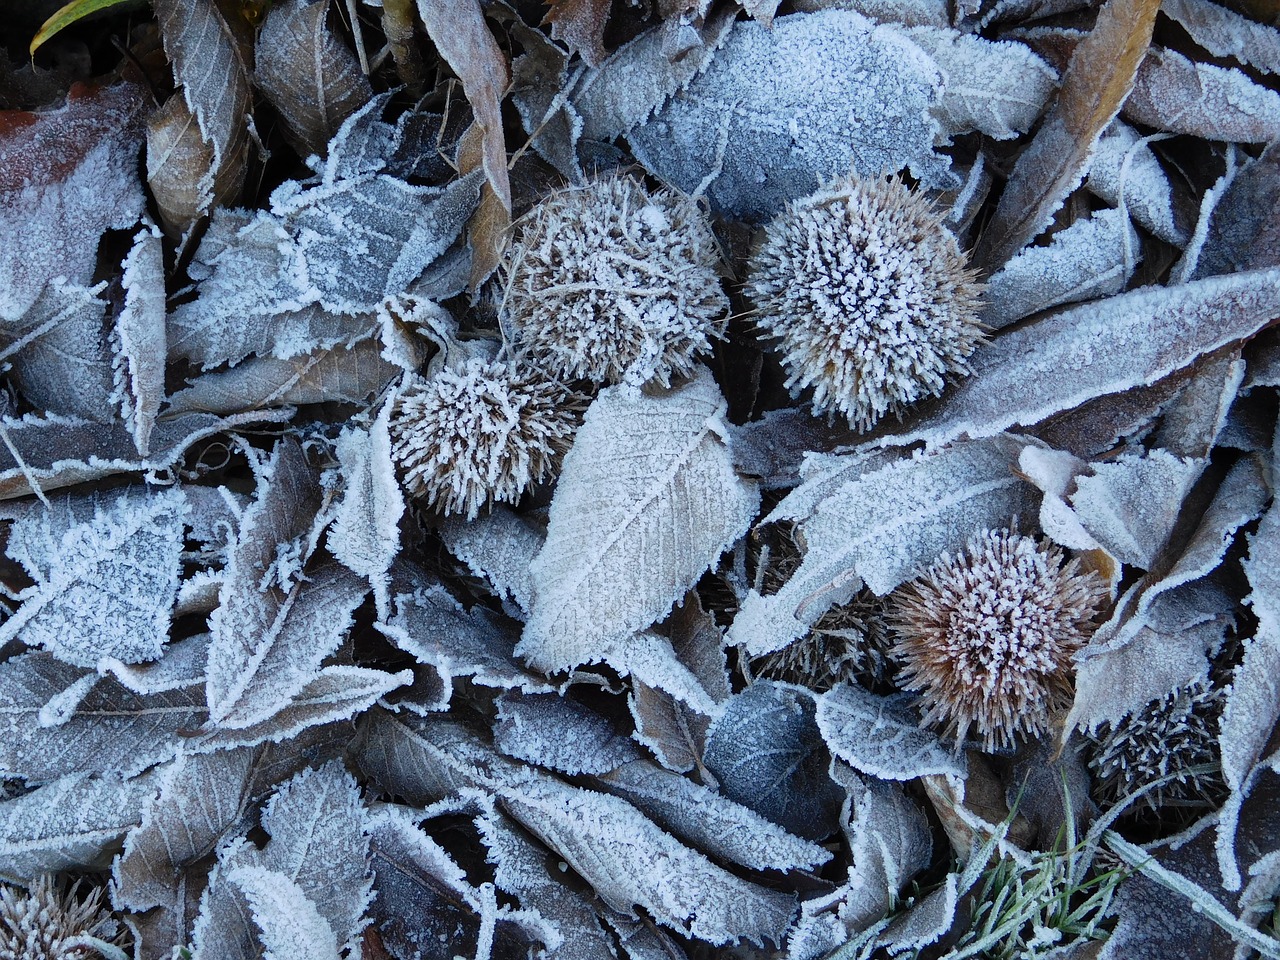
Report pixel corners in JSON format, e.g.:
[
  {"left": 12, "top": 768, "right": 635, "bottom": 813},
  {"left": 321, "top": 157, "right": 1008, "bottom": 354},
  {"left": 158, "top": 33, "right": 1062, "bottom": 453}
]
[
  {"left": 0, "top": 876, "right": 123, "bottom": 960},
  {"left": 388, "top": 358, "right": 580, "bottom": 520},
  {"left": 746, "top": 174, "right": 984, "bottom": 431},
  {"left": 500, "top": 176, "right": 729, "bottom": 387},
  {"left": 889, "top": 529, "right": 1108, "bottom": 751},
  {"left": 1087, "top": 678, "right": 1225, "bottom": 813}
]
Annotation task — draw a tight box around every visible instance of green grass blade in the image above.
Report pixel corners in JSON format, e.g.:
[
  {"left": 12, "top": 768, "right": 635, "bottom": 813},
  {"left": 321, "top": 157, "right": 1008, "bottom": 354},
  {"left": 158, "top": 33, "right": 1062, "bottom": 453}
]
[{"left": 29, "top": 0, "right": 141, "bottom": 57}]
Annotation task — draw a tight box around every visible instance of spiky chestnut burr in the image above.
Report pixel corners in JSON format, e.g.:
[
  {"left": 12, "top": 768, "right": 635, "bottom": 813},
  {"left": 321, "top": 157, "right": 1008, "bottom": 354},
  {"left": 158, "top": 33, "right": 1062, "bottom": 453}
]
[
  {"left": 0, "top": 876, "right": 125, "bottom": 960},
  {"left": 889, "top": 529, "right": 1108, "bottom": 751},
  {"left": 389, "top": 358, "right": 581, "bottom": 520},
  {"left": 1087, "top": 678, "right": 1225, "bottom": 813},
  {"left": 746, "top": 174, "right": 985, "bottom": 431},
  {"left": 499, "top": 176, "right": 729, "bottom": 387}
]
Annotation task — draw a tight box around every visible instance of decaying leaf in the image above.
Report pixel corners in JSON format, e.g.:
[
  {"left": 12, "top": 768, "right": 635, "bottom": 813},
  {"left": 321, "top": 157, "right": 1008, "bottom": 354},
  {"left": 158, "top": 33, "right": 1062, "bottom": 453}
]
[
  {"left": 973, "top": 0, "right": 1160, "bottom": 271},
  {"left": 543, "top": 0, "right": 612, "bottom": 66},
  {"left": 1086, "top": 120, "right": 1190, "bottom": 246},
  {"left": 152, "top": 0, "right": 252, "bottom": 218},
  {"left": 0, "top": 80, "right": 147, "bottom": 323},
  {"left": 883, "top": 266, "right": 1280, "bottom": 450},
  {"left": 626, "top": 10, "right": 950, "bottom": 220},
  {"left": 254, "top": 0, "right": 373, "bottom": 157},
  {"left": 518, "top": 368, "right": 759, "bottom": 673},
  {"left": 1125, "top": 47, "right": 1280, "bottom": 142},
  {"left": 0, "top": 486, "right": 189, "bottom": 668},
  {"left": 729, "top": 434, "right": 1038, "bottom": 655},
  {"left": 114, "top": 221, "right": 168, "bottom": 456}
]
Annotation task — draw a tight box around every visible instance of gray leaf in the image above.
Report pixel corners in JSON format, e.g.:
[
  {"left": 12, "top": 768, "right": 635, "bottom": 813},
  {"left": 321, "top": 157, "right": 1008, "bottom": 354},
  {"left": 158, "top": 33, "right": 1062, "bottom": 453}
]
[
  {"left": 703, "top": 681, "right": 844, "bottom": 841},
  {"left": 816, "top": 683, "right": 967, "bottom": 781}
]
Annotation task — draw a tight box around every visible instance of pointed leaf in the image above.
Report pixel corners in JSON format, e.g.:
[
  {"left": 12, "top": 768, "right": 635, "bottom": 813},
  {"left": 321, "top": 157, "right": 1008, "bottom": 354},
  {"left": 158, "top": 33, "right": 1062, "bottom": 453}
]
[
  {"left": 229, "top": 866, "right": 341, "bottom": 960},
  {"left": 254, "top": 0, "right": 372, "bottom": 157},
  {"left": 884, "top": 266, "right": 1280, "bottom": 450},
  {"left": 115, "top": 221, "right": 168, "bottom": 455},
  {"left": 816, "top": 683, "right": 967, "bottom": 781},
  {"left": 1125, "top": 47, "right": 1280, "bottom": 142},
  {"left": 519, "top": 368, "right": 759, "bottom": 673}
]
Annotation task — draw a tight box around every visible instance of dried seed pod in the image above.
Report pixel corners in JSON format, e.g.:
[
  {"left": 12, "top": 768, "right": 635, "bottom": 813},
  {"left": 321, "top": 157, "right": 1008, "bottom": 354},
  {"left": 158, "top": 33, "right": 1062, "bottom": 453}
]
[
  {"left": 1087, "top": 677, "right": 1226, "bottom": 813},
  {"left": 500, "top": 176, "right": 729, "bottom": 387},
  {"left": 746, "top": 173, "right": 985, "bottom": 431},
  {"left": 889, "top": 528, "right": 1108, "bottom": 751},
  {"left": 389, "top": 358, "right": 580, "bottom": 520}
]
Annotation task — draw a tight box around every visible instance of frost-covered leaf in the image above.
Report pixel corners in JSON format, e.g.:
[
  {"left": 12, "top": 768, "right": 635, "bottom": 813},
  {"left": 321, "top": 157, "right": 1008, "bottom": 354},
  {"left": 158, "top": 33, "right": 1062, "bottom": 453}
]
[
  {"left": 0, "top": 486, "right": 188, "bottom": 667},
  {"left": 114, "top": 221, "right": 168, "bottom": 456},
  {"left": 352, "top": 710, "right": 506, "bottom": 807},
  {"left": 1070, "top": 449, "right": 1203, "bottom": 568},
  {"left": 0, "top": 410, "right": 287, "bottom": 502},
  {"left": 229, "top": 866, "right": 341, "bottom": 960},
  {"left": 1151, "top": 350, "right": 1244, "bottom": 459},
  {"left": 703, "top": 682, "right": 844, "bottom": 841},
  {"left": 415, "top": 0, "right": 512, "bottom": 219},
  {"left": 114, "top": 729, "right": 345, "bottom": 913},
  {"left": 982, "top": 208, "right": 1140, "bottom": 329},
  {"left": 0, "top": 653, "right": 204, "bottom": 781},
  {"left": 0, "top": 81, "right": 147, "bottom": 322},
  {"left": 626, "top": 10, "right": 948, "bottom": 221},
  {"left": 1191, "top": 143, "right": 1280, "bottom": 277},
  {"left": 544, "top": 0, "right": 611, "bottom": 65},
  {"left": 330, "top": 406, "right": 403, "bottom": 611},
  {"left": 196, "top": 666, "right": 409, "bottom": 753},
  {"left": 629, "top": 594, "right": 728, "bottom": 773},
  {"left": 518, "top": 368, "right": 759, "bottom": 673},
  {"left": 439, "top": 507, "right": 544, "bottom": 613},
  {"left": 1069, "top": 579, "right": 1233, "bottom": 734},
  {"left": 494, "top": 692, "right": 642, "bottom": 776},
  {"left": 570, "top": 11, "right": 736, "bottom": 145},
  {"left": 904, "top": 28, "right": 1058, "bottom": 141},
  {"left": 102, "top": 633, "right": 210, "bottom": 695},
  {"left": 729, "top": 435, "right": 1037, "bottom": 655},
  {"left": 165, "top": 336, "right": 401, "bottom": 415},
  {"left": 1086, "top": 120, "right": 1190, "bottom": 246},
  {"left": 0, "top": 772, "right": 155, "bottom": 882},
  {"left": 1162, "top": 0, "right": 1280, "bottom": 75},
  {"left": 170, "top": 171, "right": 481, "bottom": 370},
  {"left": 478, "top": 810, "right": 618, "bottom": 960},
  {"left": 498, "top": 769, "right": 798, "bottom": 946},
  {"left": 152, "top": 0, "right": 251, "bottom": 218},
  {"left": 838, "top": 776, "right": 935, "bottom": 935},
  {"left": 1125, "top": 47, "right": 1280, "bottom": 142},
  {"left": 206, "top": 440, "right": 367, "bottom": 729},
  {"left": 380, "top": 577, "right": 550, "bottom": 696},
  {"left": 816, "top": 683, "right": 967, "bottom": 781},
  {"left": 884, "top": 266, "right": 1280, "bottom": 449},
  {"left": 147, "top": 93, "right": 213, "bottom": 242},
  {"left": 254, "top": 0, "right": 372, "bottom": 157},
  {"left": 972, "top": 0, "right": 1159, "bottom": 270},
  {"left": 3, "top": 279, "right": 115, "bottom": 420},
  {"left": 253, "top": 762, "right": 373, "bottom": 950},
  {"left": 1217, "top": 501, "right": 1280, "bottom": 889},
  {"left": 601, "top": 631, "right": 721, "bottom": 717},
  {"left": 368, "top": 805, "right": 548, "bottom": 960},
  {"left": 596, "top": 758, "right": 832, "bottom": 871}
]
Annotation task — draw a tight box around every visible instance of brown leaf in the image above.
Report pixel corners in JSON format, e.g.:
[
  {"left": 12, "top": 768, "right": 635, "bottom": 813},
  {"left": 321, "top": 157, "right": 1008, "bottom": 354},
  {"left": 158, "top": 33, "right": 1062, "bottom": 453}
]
[
  {"left": 457, "top": 120, "right": 512, "bottom": 290},
  {"left": 543, "top": 0, "right": 612, "bottom": 67},
  {"left": 1124, "top": 46, "right": 1280, "bottom": 142},
  {"left": 146, "top": 93, "right": 214, "bottom": 241},
  {"left": 972, "top": 0, "right": 1160, "bottom": 272},
  {"left": 416, "top": 0, "right": 512, "bottom": 287},
  {"left": 254, "top": 0, "right": 373, "bottom": 157},
  {"left": 0, "top": 81, "right": 147, "bottom": 323},
  {"left": 152, "top": 0, "right": 253, "bottom": 220}
]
